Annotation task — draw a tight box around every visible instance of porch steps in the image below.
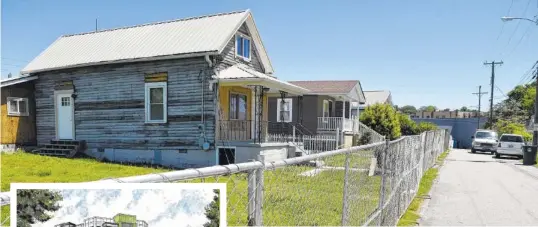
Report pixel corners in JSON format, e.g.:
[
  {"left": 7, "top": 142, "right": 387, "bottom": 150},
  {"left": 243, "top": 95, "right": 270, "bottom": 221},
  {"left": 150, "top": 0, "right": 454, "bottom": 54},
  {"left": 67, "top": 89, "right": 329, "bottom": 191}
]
[{"left": 31, "top": 140, "right": 86, "bottom": 158}]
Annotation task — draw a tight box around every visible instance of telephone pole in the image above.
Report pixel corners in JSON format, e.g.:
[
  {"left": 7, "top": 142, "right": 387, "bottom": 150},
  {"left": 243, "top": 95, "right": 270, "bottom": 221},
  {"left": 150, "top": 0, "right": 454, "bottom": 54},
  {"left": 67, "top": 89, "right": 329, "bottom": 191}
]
[
  {"left": 484, "top": 61, "right": 503, "bottom": 128},
  {"left": 533, "top": 61, "right": 538, "bottom": 146},
  {"left": 472, "top": 85, "right": 488, "bottom": 129}
]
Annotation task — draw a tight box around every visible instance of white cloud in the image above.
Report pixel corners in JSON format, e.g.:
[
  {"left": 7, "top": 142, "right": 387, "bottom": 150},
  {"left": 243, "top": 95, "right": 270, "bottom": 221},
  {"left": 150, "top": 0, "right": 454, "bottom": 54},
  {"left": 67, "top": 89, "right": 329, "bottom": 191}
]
[{"left": 31, "top": 188, "right": 215, "bottom": 227}]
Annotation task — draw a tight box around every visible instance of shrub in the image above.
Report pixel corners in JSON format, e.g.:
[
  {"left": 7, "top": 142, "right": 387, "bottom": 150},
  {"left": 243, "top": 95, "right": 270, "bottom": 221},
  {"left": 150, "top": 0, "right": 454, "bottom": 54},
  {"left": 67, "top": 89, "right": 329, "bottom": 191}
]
[
  {"left": 494, "top": 119, "right": 532, "bottom": 142},
  {"left": 398, "top": 113, "right": 418, "bottom": 135},
  {"left": 416, "top": 122, "right": 438, "bottom": 133},
  {"left": 360, "top": 103, "right": 401, "bottom": 140}
]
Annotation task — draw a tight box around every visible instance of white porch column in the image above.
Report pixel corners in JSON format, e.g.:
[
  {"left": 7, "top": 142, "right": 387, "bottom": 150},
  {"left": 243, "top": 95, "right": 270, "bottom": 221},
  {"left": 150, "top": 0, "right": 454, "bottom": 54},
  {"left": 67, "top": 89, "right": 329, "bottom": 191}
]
[
  {"left": 348, "top": 99, "right": 351, "bottom": 119},
  {"left": 342, "top": 98, "right": 346, "bottom": 131}
]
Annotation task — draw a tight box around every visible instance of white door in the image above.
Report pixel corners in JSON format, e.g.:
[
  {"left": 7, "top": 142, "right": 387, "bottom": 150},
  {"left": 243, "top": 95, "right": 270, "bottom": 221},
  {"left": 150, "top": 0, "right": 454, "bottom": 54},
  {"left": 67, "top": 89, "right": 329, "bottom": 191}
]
[{"left": 56, "top": 94, "right": 74, "bottom": 140}]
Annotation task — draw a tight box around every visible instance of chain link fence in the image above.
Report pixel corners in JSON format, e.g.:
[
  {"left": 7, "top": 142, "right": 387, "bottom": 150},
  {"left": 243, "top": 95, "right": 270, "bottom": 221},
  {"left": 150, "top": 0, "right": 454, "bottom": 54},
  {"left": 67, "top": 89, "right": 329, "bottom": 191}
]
[{"left": 1, "top": 129, "right": 449, "bottom": 226}]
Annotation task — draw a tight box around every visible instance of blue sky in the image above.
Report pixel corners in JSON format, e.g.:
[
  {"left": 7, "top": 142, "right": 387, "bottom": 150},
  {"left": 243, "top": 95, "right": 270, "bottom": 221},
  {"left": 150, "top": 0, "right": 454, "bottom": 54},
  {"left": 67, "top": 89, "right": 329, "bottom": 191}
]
[
  {"left": 31, "top": 188, "right": 214, "bottom": 227},
  {"left": 2, "top": 0, "right": 537, "bottom": 110}
]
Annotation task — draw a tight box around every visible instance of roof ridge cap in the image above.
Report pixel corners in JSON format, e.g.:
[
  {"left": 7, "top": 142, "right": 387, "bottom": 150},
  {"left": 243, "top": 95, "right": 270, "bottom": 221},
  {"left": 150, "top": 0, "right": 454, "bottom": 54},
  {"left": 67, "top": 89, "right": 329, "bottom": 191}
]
[{"left": 62, "top": 10, "right": 249, "bottom": 38}]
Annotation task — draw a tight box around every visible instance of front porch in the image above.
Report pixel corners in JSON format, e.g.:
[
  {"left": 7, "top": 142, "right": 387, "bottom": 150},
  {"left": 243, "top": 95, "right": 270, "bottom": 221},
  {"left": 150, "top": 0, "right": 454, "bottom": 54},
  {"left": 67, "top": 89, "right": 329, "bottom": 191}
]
[{"left": 215, "top": 64, "right": 309, "bottom": 144}]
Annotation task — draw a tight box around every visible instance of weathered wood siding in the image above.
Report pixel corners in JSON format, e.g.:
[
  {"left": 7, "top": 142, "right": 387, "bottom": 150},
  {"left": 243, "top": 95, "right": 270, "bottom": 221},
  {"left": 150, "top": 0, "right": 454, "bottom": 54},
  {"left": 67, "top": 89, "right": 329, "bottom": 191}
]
[
  {"left": 0, "top": 81, "right": 37, "bottom": 145},
  {"left": 34, "top": 57, "right": 216, "bottom": 167},
  {"left": 218, "top": 23, "right": 265, "bottom": 73}
]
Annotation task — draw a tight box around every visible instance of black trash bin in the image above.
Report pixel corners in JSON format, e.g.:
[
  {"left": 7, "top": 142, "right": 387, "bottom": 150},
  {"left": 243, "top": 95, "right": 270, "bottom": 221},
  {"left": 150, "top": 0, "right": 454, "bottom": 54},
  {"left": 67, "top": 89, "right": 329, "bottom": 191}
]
[{"left": 522, "top": 145, "right": 537, "bottom": 165}]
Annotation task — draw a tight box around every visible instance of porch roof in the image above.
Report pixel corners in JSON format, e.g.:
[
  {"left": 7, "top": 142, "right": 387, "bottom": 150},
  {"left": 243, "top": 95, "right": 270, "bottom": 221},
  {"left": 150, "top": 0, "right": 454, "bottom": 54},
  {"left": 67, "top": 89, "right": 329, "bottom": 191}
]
[{"left": 218, "top": 64, "right": 310, "bottom": 95}]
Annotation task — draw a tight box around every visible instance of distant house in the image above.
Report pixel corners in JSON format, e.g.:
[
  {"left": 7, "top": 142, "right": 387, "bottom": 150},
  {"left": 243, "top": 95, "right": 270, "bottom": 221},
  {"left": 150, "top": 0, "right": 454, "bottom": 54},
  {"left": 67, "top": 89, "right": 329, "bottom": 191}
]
[
  {"left": 352, "top": 90, "right": 392, "bottom": 117},
  {"left": 0, "top": 75, "right": 38, "bottom": 151},
  {"left": 20, "top": 10, "right": 309, "bottom": 167},
  {"left": 267, "top": 80, "right": 366, "bottom": 134}
]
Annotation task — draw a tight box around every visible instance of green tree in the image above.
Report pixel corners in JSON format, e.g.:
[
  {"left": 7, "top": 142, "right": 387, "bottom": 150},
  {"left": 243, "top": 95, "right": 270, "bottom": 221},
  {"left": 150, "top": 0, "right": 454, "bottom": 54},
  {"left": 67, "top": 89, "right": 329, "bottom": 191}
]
[
  {"left": 398, "top": 113, "right": 418, "bottom": 135},
  {"left": 419, "top": 105, "right": 437, "bottom": 112},
  {"left": 360, "top": 103, "right": 401, "bottom": 139},
  {"left": 494, "top": 119, "right": 532, "bottom": 141},
  {"left": 17, "top": 189, "right": 63, "bottom": 227},
  {"left": 416, "top": 122, "right": 438, "bottom": 133},
  {"left": 443, "top": 108, "right": 450, "bottom": 111},
  {"left": 204, "top": 189, "right": 220, "bottom": 227},
  {"left": 460, "top": 106, "right": 469, "bottom": 111},
  {"left": 399, "top": 105, "right": 417, "bottom": 115}
]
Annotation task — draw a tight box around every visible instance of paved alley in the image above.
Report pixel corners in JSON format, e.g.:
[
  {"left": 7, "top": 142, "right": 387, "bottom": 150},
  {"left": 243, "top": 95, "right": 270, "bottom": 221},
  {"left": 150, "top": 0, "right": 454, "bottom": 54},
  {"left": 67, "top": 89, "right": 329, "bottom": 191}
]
[{"left": 421, "top": 149, "right": 538, "bottom": 226}]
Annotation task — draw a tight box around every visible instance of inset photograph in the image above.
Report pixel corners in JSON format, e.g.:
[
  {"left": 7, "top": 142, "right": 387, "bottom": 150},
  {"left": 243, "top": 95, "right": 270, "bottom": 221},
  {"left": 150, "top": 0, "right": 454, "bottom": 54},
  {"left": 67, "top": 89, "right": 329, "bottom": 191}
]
[{"left": 10, "top": 183, "right": 225, "bottom": 227}]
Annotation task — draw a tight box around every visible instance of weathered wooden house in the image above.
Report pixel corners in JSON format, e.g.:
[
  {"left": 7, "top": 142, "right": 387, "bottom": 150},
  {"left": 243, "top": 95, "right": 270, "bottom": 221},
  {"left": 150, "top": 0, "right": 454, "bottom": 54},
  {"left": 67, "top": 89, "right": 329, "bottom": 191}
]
[
  {"left": 21, "top": 10, "right": 309, "bottom": 167},
  {"left": 0, "top": 76, "right": 38, "bottom": 151},
  {"left": 267, "top": 80, "right": 366, "bottom": 136}
]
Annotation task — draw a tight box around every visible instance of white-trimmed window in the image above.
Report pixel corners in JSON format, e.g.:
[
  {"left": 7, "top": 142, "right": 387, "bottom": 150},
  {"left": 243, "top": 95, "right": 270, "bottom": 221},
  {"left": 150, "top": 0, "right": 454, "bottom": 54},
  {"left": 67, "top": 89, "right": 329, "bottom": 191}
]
[
  {"left": 7, "top": 97, "right": 29, "bottom": 116},
  {"left": 235, "top": 35, "right": 251, "bottom": 61},
  {"left": 277, "top": 98, "right": 292, "bottom": 122},
  {"left": 145, "top": 82, "right": 167, "bottom": 123}
]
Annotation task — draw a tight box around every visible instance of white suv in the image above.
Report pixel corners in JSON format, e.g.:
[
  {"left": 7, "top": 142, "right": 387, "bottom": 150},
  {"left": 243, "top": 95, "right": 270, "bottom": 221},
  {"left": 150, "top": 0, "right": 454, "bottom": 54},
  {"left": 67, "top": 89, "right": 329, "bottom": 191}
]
[
  {"left": 471, "top": 130, "right": 499, "bottom": 154},
  {"left": 495, "top": 134, "right": 525, "bottom": 159}
]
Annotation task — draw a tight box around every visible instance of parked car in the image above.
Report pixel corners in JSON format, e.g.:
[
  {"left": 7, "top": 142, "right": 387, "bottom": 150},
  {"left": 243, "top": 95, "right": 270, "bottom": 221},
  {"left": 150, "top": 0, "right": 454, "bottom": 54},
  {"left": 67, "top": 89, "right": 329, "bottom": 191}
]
[
  {"left": 471, "top": 130, "right": 499, "bottom": 154},
  {"left": 495, "top": 134, "right": 525, "bottom": 159}
]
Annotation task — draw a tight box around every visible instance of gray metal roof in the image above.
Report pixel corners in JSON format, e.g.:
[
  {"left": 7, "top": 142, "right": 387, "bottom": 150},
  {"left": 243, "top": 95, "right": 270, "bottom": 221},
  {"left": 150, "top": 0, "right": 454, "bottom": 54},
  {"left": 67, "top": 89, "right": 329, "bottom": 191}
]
[
  {"left": 0, "top": 75, "right": 38, "bottom": 88},
  {"left": 22, "top": 10, "right": 274, "bottom": 74},
  {"left": 363, "top": 90, "right": 391, "bottom": 106}
]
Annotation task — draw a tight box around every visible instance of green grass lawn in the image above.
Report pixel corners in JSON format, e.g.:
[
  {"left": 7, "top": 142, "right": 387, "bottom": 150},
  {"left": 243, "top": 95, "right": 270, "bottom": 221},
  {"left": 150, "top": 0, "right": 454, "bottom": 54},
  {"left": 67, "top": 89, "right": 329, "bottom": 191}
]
[
  {"left": 1, "top": 151, "right": 171, "bottom": 226},
  {"left": 185, "top": 165, "right": 381, "bottom": 226},
  {"left": 397, "top": 149, "right": 451, "bottom": 226},
  {"left": 1, "top": 151, "right": 383, "bottom": 226}
]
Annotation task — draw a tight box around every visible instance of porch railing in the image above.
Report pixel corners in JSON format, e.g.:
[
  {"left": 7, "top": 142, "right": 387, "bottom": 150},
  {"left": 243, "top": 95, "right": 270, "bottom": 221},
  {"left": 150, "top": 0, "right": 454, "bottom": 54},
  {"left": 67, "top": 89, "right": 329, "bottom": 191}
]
[
  {"left": 317, "top": 117, "right": 356, "bottom": 132},
  {"left": 217, "top": 120, "right": 268, "bottom": 143}
]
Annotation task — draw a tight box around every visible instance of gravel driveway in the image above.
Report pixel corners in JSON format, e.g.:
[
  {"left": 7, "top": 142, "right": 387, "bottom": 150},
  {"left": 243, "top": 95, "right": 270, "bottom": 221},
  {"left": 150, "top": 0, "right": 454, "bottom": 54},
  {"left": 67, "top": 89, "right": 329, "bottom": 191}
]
[{"left": 420, "top": 149, "right": 538, "bottom": 226}]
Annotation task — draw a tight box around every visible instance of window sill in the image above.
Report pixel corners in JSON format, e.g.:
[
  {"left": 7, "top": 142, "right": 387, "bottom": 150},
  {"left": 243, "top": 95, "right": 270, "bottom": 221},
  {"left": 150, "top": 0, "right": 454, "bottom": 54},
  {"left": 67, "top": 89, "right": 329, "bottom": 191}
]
[
  {"left": 236, "top": 55, "right": 251, "bottom": 63},
  {"left": 145, "top": 121, "right": 167, "bottom": 125},
  {"left": 7, "top": 113, "right": 29, "bottom": 117}
]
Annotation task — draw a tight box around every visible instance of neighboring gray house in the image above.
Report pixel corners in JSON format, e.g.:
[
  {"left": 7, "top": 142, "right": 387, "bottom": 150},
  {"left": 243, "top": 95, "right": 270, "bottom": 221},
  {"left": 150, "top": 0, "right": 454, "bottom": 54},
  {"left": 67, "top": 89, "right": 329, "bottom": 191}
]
[
  {"left": 352, "top": 90, "right": 392, "bottom": 117},
  {"left": 20, "top": 10, "right": 309, "bottom": 168},
  {"left": 267, "top": 80, "right": 366, "bottom": 135}
]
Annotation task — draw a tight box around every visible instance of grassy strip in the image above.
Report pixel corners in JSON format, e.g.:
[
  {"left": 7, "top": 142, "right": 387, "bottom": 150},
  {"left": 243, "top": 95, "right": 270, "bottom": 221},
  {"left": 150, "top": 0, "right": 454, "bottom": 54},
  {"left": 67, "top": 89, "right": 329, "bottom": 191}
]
[
  {"left": 1, "top": 152, "right": 382, "bottom": 226},
  {"left": 397, "top": 149, "right": 450, "bottom": 226},
  {"left": 1, "top": 151, "right": 170, "bottom": 226}
]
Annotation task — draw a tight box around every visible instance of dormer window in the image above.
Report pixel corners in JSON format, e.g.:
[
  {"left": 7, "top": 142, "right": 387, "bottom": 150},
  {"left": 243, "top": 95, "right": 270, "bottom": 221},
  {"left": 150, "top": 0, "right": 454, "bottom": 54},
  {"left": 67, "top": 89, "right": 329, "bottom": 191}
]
[{"left": 236, "top": 35, "right": 251, "bottom": 61}]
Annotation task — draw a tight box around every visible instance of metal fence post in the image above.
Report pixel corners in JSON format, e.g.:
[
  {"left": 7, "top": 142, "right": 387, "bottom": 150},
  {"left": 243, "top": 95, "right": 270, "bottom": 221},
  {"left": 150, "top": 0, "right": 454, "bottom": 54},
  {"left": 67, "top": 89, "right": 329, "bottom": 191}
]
[
  {"left": 377, "top": 138, "right": 389, "bottom": 226},
  {"left": 335, "top": 127, "right": 340, "bottom": 150},
  {"left": 255, "top": 155, "right": 265, "bottom": 226},
  {"left": 293, "top": 125, "right": 296, "bottom": 143},
  {"left": 247, "top": 166, "right": 256, "bottom": 226},
  {"left": 340, "top": 150, "right": 351, "bottom": 226}
]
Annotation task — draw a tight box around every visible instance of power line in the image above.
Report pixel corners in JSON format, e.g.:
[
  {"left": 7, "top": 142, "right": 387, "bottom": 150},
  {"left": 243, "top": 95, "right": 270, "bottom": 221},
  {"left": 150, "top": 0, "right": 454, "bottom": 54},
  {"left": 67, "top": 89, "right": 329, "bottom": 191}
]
[
  {"left": 495, "top": 85, "right": 508, "bottom": 98},
  {"left": 1, "top": 57, "right": 29, "bottom": 63},
  {"left": 516, "top": 61, "right": 538, "bottom": 86},
  {"left": 500, "top": 0, "right": 533, "bottom": 58},
  {"left": 0, "top": 62, "right": 25, "bottom": 67},
  {"left": 504, "top": 17, "right": 536, "bottom": 60},
  {"left": 491, "top": 0, "right": 515, "bottom": 56}
]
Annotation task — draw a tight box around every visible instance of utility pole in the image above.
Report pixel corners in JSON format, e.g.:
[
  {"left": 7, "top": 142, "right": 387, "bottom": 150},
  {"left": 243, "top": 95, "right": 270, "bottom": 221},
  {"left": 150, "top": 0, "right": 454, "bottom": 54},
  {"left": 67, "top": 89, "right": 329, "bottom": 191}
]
[
  {"left": 472, "top": 85, "right": 488, "bottom": 129},
  {"left": 484, "top": 61, "right": 503, "bottom": 129},
  {"left": 532, "top": 61, "right": 538, "bottom": 146}
]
